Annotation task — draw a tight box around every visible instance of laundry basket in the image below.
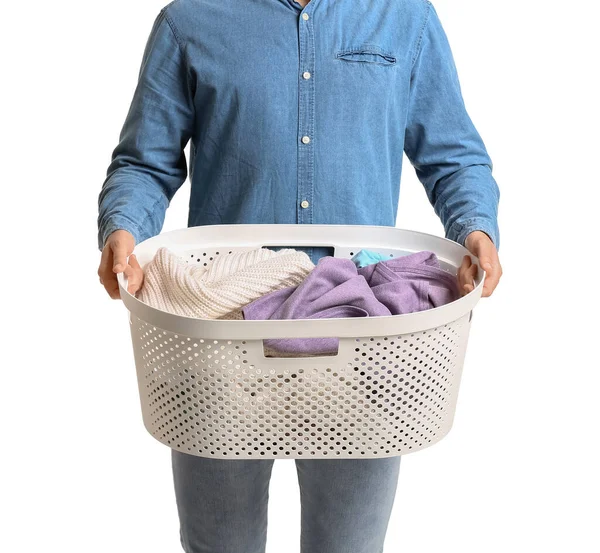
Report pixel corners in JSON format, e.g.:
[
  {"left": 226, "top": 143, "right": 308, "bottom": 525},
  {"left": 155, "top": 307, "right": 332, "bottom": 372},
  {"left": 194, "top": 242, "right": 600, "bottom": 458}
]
[{"left": 117, "top": 224, "right": 486, "bottom": 459}]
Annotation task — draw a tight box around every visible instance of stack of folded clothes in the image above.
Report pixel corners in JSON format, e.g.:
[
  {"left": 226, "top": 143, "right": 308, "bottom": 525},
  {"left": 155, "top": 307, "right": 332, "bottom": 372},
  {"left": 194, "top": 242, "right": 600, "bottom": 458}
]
[{"left": 137, "top": 247, "right": 459, "bottom": 356}]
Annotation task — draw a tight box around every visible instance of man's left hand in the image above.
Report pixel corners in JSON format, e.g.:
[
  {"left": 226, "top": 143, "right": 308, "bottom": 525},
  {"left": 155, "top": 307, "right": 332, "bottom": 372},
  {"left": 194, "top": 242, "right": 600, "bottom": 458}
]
[{"left": 458, "top": 231, "right": 502, "bottom": 298}]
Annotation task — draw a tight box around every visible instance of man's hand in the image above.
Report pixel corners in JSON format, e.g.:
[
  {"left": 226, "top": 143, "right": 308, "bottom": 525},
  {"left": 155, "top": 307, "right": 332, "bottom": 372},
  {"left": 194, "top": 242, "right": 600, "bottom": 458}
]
[
  {"left": 98, "top": 230, "right": 144, "bottom": 299},
  {"left": 457, "top": 231, "right": 502, "bottom": 298}
]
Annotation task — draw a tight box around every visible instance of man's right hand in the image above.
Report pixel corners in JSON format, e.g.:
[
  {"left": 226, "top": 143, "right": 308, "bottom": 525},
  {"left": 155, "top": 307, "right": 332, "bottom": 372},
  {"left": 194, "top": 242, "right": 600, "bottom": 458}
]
[{"left": 98, "top": 229, "right": 144, "bottom": 299}]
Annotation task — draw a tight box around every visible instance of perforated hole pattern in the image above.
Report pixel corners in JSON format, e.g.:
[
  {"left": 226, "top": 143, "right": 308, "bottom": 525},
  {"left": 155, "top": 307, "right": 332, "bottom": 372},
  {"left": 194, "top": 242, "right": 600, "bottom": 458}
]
[{"left": 129, "top": 247, "right": 472, "bottom": 458}]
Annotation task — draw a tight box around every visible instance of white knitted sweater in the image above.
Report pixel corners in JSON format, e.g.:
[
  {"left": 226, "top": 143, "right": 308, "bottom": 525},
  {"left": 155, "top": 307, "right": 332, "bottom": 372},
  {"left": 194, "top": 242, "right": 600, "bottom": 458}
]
[{"left": 137, "top": 246, "right": 315, "bottom": 320}]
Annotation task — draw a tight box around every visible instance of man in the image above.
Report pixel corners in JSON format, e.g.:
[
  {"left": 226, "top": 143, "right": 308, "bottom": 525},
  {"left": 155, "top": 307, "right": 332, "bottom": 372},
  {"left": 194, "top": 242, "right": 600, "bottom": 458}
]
[{"left": 97, "top": 1, "right": 502, "bottom": 551}]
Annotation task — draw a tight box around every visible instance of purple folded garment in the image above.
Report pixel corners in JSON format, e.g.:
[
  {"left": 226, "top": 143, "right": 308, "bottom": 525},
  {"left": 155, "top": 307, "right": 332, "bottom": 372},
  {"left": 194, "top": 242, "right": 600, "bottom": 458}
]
[
  {"left": 357, "top": 250, "right": 460, "bottom": 312},
  {"left": 242, "top": 251, "right": 460, "bottom": 356}
]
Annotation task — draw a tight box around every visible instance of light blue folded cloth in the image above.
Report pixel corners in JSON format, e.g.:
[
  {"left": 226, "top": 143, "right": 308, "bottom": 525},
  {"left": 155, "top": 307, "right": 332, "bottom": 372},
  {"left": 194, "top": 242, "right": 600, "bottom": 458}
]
[{"left": 350, "top": 249, "right": 393, "bottom": 268}]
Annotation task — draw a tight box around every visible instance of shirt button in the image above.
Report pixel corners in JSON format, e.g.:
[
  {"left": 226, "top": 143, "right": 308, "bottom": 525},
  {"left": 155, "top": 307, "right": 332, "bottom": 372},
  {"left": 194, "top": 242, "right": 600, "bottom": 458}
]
[
  {"left": 301, "top": 200, "right": 310, "bottom": 208},
  {"left": 302, "top": 13, "right": 309, "bottom": 21},
  {"left": 302, "top": 71, "right": 311, "bottom": 80},
  {"left": 301, "top": 135, "right": 311, "bottom": 144}
]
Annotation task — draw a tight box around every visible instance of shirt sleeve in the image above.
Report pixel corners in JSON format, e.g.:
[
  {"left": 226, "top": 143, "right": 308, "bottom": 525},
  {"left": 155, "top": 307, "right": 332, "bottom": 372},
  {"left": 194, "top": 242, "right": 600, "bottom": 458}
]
[
  {"left": 97, "top": 8, "right": 195, "bottom": 252},
  {"left": 403, "top": 1, "right": 501, "bottom": 251}
]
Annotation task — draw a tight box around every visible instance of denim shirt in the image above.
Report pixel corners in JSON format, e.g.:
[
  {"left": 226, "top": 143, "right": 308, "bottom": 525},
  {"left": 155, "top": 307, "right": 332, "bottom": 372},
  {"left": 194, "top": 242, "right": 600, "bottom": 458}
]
[{"left": 97, "top": 0, "right": 500, "bottom": 265}]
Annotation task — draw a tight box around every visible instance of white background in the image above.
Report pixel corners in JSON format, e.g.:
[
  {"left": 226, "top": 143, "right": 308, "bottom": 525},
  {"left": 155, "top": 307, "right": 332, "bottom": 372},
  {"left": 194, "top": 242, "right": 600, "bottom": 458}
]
[{"left": 2, "top": 0, "right": 599, "bottom": 551}]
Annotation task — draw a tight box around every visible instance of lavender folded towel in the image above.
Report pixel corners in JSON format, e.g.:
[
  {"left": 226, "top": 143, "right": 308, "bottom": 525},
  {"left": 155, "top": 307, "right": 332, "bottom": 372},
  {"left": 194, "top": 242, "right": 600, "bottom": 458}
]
[{"left": 242, "top": 251, "right": 460, "bottom": 356}]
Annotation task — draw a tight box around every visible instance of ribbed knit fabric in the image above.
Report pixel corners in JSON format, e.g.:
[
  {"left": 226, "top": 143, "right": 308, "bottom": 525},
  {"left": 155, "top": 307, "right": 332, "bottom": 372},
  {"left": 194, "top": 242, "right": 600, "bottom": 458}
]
[{"left": 137, "top": 246, "right": 315, "bottom": 320}]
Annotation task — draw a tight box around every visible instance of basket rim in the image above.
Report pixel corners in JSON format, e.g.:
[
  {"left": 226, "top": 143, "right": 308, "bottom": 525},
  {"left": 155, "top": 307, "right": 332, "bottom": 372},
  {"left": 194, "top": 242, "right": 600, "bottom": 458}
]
[{"left": 117, "top": 223, "right": 485, "bottom": 339}]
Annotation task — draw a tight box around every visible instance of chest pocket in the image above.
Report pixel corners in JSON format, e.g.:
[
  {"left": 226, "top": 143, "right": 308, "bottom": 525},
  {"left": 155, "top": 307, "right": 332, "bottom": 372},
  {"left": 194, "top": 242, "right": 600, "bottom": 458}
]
[{"left": 336, "top": 44, "right": 396, "bottom": 66}]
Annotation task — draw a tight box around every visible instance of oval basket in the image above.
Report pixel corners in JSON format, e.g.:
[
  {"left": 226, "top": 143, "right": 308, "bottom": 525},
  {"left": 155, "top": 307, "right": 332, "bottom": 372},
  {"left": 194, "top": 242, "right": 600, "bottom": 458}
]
[{"left": 117, "top": 224, "right": 485, "bottom": 459}]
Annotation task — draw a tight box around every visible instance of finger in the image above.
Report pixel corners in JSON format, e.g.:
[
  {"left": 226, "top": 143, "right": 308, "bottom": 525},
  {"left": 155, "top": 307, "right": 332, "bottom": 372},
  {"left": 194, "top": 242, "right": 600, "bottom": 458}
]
[
  {"left": 466, "top": 261, "right": 478, "bottom": 286},
  {"left": 98, "top": 245, "right": 111, "bottom": 283},
  {"left": 478, "top": 255, "right": 494, "bottom": 274},
  {"left": 128, "top": 253, "right": 141, "bottom": 269},
  {"left": 112, "top": 239, "right": 130, "bottom": 273},
  {"left": 479, "top": 254, "right": 502, "bottom": 297},
  {"left": 132, "top": 257, "right": 145, "bottom": 294},
  {"left": 99, "top": 250, "right": 121, "bottom": 298},
  {"left": 457, "top": 255, "right": 472, "bottom": 296},
  {"left": 482, "top": 263, "right": 502, "bottom": 297},
  {"left": 99, "top": 247, "right": 120, "bottom": 297},
  {"left": 106, "top": 280, "right": 121, "bottom": 300},
  {"left": 462, "top": 260, "right": 479, "bottom": 295},
  {"left": 468, "top": 262, "right": 478, "bottom": 283},
  {"left": 465, "top": 237, "right": 501, "bottom": 298},
  {"left": 124, "top": 255, "right": 143, "bottom": 295},
  {"left": 479, "top": 255, "right": 495, "bottom": 290}
]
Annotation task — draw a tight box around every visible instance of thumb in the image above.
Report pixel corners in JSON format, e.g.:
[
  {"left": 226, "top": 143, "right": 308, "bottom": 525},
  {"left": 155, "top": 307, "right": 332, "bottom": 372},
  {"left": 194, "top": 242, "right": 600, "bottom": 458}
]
[
  {"left": 111, "top": 241, "right": 130, "bottom": 273},
  {"left": 478, "top": 255, "right": 494, "bottom": 273}
]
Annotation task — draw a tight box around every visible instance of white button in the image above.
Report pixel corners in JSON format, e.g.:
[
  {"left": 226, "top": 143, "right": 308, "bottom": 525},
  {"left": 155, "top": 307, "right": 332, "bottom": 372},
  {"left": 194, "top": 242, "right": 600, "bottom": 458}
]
[
  {"left": 302, "top": 71, "right": 311, "bottom": 80},
  {"left": 301, "top": 135, "right": 311, "bottom": 144},
  {"left": 301, "top": 200, "right": 310, "bottom": 208},
  {"left": 302, "top": 13, "right": 309, "bottom": 21}
]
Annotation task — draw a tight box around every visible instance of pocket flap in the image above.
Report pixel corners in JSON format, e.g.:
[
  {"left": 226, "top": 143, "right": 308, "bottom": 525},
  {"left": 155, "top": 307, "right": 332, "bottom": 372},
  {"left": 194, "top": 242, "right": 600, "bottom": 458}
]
[{"left": 336, "top": 46, "right": 396, "bottom": 65}]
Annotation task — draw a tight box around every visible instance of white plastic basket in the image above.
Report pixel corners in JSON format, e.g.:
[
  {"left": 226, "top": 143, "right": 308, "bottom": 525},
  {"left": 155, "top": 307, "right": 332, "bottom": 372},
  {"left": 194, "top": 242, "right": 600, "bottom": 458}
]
[{"left": 117, "top": 224, "right": 486, "bottom": 459}]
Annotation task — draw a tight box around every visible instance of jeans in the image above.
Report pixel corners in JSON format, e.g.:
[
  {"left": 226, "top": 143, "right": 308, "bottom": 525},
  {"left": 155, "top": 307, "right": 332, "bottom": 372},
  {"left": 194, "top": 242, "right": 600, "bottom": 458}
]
[{"left": 171, "top": 449, "right": 402, "bottom": 553}]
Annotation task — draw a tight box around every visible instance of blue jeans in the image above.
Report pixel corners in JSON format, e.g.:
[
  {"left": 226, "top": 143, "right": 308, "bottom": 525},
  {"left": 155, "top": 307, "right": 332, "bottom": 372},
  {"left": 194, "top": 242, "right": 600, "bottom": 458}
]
[{"left": 171, "top": 450, "right": 402, "bottom": 553}]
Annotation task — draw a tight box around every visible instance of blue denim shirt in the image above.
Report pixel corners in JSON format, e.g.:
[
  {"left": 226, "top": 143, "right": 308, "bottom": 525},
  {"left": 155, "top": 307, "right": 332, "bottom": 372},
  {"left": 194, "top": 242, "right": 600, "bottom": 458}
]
[{"left": 97, "top": 0, "right": 500, "bottom": 265}]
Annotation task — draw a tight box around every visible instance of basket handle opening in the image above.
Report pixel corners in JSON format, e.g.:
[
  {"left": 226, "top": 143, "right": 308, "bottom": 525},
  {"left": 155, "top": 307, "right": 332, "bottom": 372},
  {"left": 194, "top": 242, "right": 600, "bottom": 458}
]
[
  {"left": 261, "top": 245, "right": 336, "bottom": 257},
  {"left": 261, "top": 337, "right": 341, "bottom": 359}
]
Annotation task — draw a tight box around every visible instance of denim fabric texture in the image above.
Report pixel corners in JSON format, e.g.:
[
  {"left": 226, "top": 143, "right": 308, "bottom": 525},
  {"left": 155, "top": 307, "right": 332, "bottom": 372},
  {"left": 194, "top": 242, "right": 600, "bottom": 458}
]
[
  {"left": 171, "top": 450, "right": 401, "bottom": 553},
  {"left": 97, "top": 0, "right": 500, "bottom": 267}
]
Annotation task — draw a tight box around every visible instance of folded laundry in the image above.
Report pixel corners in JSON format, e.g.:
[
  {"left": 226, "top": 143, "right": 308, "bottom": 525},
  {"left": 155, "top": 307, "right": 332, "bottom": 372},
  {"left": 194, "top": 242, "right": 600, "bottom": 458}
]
[
  {"left": 242, "top": 251, "right": 460, "bottom": 356},
  {"left": 137, "top": 246, "right": 315, "bottom": 320},
  {"left": 350, "top": 249, "right": 393, "bottom": 268},
  {"left": 357, "top": 250, "right": 460, "bottom": 313}
]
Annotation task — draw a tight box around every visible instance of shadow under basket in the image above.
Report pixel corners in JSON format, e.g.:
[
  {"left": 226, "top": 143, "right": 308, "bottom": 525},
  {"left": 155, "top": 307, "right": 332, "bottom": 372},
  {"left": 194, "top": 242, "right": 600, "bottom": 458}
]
[{"left": 117, "top": 224, "right": 486, "bottom": 459}]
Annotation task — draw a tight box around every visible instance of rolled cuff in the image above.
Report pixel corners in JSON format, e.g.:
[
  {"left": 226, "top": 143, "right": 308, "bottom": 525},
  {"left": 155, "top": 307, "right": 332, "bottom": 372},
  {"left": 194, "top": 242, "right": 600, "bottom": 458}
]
[
  {"left": 447, "top": 217, "right": 500, "bottom": 252},
  {"left": 98, "top": 216, "right": 141, "bottom": 252}
]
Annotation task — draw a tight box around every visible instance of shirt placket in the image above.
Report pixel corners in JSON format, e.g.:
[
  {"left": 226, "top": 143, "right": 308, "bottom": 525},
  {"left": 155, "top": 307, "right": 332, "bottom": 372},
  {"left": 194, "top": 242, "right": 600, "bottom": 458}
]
[{"left": 297, "top": 6, "right": 315, "bottom": 227}]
